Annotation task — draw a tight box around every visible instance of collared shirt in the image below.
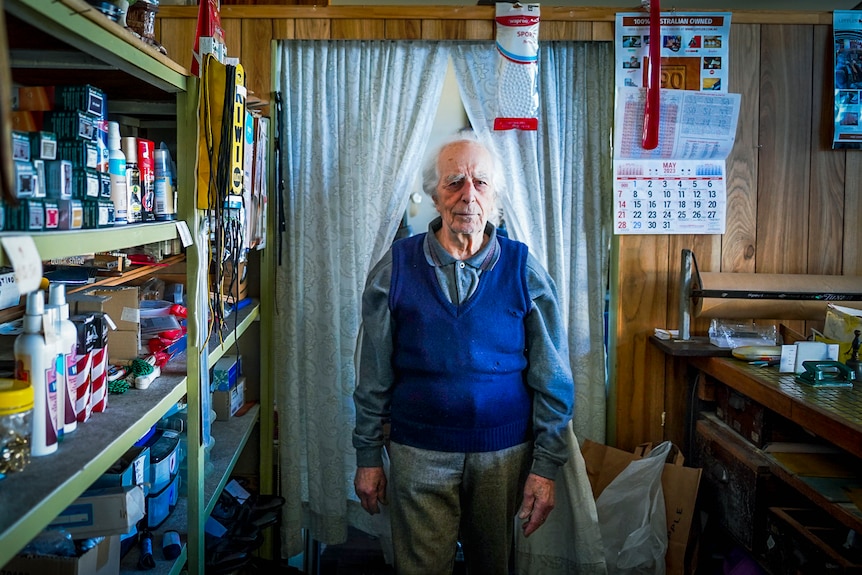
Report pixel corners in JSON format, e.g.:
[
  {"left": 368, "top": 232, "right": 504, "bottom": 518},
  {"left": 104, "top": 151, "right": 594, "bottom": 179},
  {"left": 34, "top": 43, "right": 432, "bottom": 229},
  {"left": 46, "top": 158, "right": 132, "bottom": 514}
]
[{"left": 353, "top": 217, "right": 575, "bottom": 480}]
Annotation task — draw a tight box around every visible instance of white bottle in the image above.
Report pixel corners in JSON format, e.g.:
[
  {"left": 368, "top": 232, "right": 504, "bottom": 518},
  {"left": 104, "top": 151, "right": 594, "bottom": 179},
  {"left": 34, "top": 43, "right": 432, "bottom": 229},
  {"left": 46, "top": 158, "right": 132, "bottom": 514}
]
[
  {"left": 43, "top": 305, "right": 64, "bottom": 443},
  {"left": 15, "top": 291, "right": 58, "bottom": 456},
  {"left": 48, "top": 284, "right": 78, "bottom": 434},
  {"left": 108, "top": 122, "right": 128, "bottom": 225}
]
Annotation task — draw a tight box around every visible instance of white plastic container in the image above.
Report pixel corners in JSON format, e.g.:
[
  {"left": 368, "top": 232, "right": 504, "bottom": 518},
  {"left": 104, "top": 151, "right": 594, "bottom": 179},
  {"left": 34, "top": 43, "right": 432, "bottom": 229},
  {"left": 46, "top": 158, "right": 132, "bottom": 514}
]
[
  {"left": 47, "top": 284, "right": 78, "bottom": 434},
  {"left": 15, "top": 291, "right": 58, "bottom": 456}
]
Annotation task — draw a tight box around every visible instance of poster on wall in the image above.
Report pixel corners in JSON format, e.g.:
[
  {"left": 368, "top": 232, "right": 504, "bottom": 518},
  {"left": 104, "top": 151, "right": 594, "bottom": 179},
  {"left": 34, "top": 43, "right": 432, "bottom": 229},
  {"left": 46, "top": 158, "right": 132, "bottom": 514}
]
[
  {"left": 613, "top": 11, "right": 735, "bottom": 235},
  {"left": 615, "top": 12, "right": 731, "bottom": 92},
  {"left": 833, "top": 10, "right": 862, "bottom": 150}
]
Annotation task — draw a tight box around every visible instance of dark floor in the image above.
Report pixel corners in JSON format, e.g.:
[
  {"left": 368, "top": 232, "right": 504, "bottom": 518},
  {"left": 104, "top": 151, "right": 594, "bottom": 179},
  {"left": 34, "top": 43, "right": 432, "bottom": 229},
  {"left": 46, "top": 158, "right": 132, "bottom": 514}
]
[
  {"left": 319, "top": 527, "right": 394, "bottom": 575},
  {"left": 241, "top": 521, "right": 762, "bottom": 575}
]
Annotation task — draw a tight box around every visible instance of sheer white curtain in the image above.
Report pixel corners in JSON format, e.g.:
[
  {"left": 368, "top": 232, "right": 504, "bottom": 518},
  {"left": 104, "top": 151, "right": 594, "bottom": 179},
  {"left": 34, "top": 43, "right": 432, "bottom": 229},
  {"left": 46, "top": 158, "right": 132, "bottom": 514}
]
[
  {"left": 451, "top": 42, "right": 614, "bottom": 442},
  {"left": 273, "top": 40, "right": 450, "bottom": 557}
]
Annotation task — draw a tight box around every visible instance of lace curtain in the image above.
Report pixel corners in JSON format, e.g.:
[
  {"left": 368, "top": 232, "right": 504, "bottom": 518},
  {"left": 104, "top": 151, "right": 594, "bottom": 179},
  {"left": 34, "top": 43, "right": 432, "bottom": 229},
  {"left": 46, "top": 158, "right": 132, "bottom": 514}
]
[{"left": 273, "top": 40, "right": 450, "bottom": 557}]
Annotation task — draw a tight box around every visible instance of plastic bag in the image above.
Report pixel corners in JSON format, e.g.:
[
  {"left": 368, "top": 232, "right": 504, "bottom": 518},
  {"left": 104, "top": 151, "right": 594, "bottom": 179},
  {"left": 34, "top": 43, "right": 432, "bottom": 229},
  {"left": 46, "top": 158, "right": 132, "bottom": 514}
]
[{"left": 595, "top": 440, "right": 670, "bottom": 575}]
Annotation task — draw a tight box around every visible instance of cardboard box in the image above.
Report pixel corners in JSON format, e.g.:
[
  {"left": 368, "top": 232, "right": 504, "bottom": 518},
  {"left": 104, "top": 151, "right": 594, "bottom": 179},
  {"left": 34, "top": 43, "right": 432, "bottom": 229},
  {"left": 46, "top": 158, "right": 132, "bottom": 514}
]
[
  {"left": 0, "top": 267, "right": 20, "bottom": 310},
  {"left": 1, "top": 534, "right": 119, "bottom": 575},
  {"left": 107, "top": 330, "right": 141, "bottom": 364},
  {"left": 72, "top": 286, "right": 140, "bottom": 332},
  {"left": 582, "top": 439, "right": 702, "bottom": 575},
  {"left": 213, "top": 376, "right": 245, "bottom": 420},
  {"left": 211, "top": 354, "right": 241, "bottom": 392},
  {"left": 48, "top": 486, "right": 145, "bottom": 539}
]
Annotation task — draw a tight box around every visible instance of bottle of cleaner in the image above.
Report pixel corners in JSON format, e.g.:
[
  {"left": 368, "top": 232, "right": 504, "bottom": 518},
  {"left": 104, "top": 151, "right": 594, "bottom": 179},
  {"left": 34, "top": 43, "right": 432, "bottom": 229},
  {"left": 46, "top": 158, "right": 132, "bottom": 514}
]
[
  {"left": 15, "top": 291, "right": 58, "bottom": 456},
  {"left": 122, "top": 136, "right": 143, "bottom": 223},
  {"left": 48, "top": 284, "right": 78, "bottom": 435},
  {"left": 107, "top": 122, "right": 128, "bottom": 225}
]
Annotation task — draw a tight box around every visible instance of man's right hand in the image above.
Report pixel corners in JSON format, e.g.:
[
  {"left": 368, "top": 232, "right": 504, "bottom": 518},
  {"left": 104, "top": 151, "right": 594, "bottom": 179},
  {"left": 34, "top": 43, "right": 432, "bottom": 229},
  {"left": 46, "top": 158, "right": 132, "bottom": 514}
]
[{"left": 354, "top": 466, "right": 388, "bottom": 514}]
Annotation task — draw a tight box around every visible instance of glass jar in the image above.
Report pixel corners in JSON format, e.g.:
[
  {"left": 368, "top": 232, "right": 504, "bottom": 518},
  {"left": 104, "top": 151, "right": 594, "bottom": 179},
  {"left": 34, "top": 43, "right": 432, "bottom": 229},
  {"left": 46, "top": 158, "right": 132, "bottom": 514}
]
[
  {"left": 126, "top": 0, "right": 159, "bottom": 41},
  {"left": 0, "top": 378, "right": 34, "bottom": 476}
]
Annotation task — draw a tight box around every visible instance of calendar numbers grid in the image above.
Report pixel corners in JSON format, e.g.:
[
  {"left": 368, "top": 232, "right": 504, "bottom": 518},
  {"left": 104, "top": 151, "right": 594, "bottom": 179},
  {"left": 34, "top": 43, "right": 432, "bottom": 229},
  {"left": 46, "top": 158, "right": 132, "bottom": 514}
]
[{"left": 613, "top": 159, "right": 726, "bottom": 235}]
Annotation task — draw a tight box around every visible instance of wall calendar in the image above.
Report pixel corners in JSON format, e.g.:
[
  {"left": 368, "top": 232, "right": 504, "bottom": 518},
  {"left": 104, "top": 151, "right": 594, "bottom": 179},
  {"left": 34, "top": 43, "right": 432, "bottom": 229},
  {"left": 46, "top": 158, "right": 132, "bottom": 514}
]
[{"left": 613, "top": 159, "right": 726, "bottom": 235}]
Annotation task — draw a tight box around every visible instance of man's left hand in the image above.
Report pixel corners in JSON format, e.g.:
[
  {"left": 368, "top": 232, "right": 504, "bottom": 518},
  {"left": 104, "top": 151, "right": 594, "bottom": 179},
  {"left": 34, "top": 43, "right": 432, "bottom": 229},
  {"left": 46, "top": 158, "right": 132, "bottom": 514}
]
[{"left": 517, "top": 473, "right": 556, "bottom": 538}]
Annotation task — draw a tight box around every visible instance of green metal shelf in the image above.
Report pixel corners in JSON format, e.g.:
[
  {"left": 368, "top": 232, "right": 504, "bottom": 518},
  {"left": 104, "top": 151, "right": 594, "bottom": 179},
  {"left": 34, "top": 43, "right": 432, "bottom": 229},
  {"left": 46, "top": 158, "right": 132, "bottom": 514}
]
[
  {"left": 5, "top": 0, "right": 188, "bottom": 93},
  {"left": 207, "top": 301, "right": 262, "bottom": 369},
  {"left": 204, "top": 404, "right": 262, "bottom": 518},
  {"left": 0, "top": 363, "right": 188, "bottom": 568},
  {"left": 0, "top": 222, "right": 181, "bottom": 266}
]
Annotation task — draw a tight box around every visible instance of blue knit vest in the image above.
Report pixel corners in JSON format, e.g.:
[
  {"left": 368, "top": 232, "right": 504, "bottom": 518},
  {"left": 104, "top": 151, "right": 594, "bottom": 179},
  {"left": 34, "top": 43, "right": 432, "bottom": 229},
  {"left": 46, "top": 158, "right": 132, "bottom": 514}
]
[{"left": 388, "top": 233, "right": 532, "bottom": 453}]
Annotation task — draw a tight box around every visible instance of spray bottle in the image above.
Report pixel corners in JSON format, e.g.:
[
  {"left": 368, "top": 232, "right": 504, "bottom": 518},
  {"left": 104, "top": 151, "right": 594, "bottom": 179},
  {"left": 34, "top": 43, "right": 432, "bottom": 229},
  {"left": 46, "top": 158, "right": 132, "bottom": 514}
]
[
  {"left": 122, "top": 137, "right": 143, "bottom": 223},
  {"left": 108, "top": 122, "right": 128, "bottom": 225},
  {"left": 48, "top": 284, "right": 78, "bottom": 435},
  {"left": 15, "top": 291, "right": 58, "bottom": 456}
]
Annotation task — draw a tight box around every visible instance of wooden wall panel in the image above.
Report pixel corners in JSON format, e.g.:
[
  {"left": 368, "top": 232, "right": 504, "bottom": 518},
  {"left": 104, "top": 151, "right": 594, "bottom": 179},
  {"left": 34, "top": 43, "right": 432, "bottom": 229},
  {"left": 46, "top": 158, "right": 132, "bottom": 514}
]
[
  {"left": 156, "top": 17, "right": 197, "bottom": 75},
  {"left": 756, "top": 25, "right": 813, "bottom": 275},
  {"left": 332, "top": 19, "right": 385, "bottom": 39},
  {"left": 845, "top": 153, "right": 862, "bottom": 275},
  {"left": 464, "top": 20, "right": 493, "bottom": 40},
  {"left": 296, "top": 19, "right": 330, "bottom": 40},
  {"left": 241, "top": 19, "right": 274, "bottom": 106},
  {"left": 723, "top": 24, "right": 759, "bottom": 273},
  {"left": 223, "top": 19, "right": 243, "bottom": 62},
  {"left": 421, "top": 19, "right": 466, "bottom": 40},
  {"left": 612, "top": 234, "right": 669, "bottom": 448},
  {"left": 385, "top": 20, "right": 421, "bottom": 40},
  {"left": 808, "top": 25, "right": 846, "bottom": 276},
  {"left": 273, "top": 19, "right": 296, "bottom": 40}
]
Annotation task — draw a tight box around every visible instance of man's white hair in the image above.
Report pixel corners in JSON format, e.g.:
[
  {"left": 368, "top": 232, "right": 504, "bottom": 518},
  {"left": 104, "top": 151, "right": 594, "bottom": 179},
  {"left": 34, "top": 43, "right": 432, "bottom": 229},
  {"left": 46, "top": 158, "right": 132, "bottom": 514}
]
[{"left": 420, "top": 130, "right": 505, "bottom": 225}]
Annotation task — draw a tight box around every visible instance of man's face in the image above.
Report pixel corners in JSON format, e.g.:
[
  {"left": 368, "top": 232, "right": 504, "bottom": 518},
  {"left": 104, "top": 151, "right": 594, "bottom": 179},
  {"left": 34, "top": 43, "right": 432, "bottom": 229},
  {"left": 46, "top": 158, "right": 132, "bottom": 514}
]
[{"left": 433, "top": 141, "right": 497, "bottom": 237}]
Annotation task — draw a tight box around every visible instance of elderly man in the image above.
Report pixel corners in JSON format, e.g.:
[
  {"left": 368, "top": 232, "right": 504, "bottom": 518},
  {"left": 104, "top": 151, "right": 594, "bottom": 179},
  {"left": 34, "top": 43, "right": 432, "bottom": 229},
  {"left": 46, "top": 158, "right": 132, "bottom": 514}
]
[{"left": 353, "top": 133, "right": 575, "bottom": 574}]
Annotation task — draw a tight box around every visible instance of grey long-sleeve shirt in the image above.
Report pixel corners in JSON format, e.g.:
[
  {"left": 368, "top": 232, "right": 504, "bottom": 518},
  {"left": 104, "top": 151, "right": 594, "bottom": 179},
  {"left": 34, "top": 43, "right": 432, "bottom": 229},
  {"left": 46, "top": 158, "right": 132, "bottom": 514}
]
[{"left": 352, "top": 218, "right": 575, "bottom": 480}]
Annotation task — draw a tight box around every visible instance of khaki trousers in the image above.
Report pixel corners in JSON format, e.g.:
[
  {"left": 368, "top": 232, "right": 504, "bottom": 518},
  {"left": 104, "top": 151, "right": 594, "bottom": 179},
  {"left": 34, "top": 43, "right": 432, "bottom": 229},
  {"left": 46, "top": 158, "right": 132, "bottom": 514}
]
[{"left": 388, "top": 441, "right": 531, "bottom": 575}]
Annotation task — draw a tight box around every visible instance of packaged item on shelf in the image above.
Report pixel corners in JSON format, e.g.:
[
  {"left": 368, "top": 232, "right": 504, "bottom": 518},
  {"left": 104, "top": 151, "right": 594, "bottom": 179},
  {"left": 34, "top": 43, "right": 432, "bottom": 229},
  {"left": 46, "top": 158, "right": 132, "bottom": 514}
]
[
  {"left": 137, "top": 138, "right": 155, "bottom": 222},
  {"left": 211, "top": 354, "right": 241, "bottom": 392},
  {"left": 48, "top": 284, "right": 79, "bottom": 435},
  {"left": 5, "top": 198, "right": 44, "bottom": 231},
  {"left": 14, "top": 291, "right": 58, "bottom": 456},
  {"left": 11, "top": 160, "right": 37, "bottom": 199},
  {"left": 71, "top": 313, "right": 96, "bottom": 424},
  {"left": 0, "top": 268, "right": 19, "bottom": 310},
  {"left": 2, "top": 534, "right": 120, "bottom": 575},
  {"left": 121, "top": 137, "right": 143, "bottom": 223},
  {"left": 29, "top": 131, "right": 57, "bottom": 161},
  {"left": 45, "top": 159, "right": 73, "bottom": 199},
  {"left": 12, "top": 130, "right": 30, "bottom": 161},
  {"left": 57, "top": 199, "right": 84, "bottom": 230},
  {"left": 43, "top": 110, "right": 99, "bottom": 142},
  {"left": 49, "top": 485, "right": 145, "bottom": 539},
  {"left": 57, "top": 138, "right": 99, "bottom": 170},
  {"left": 146, "top": 428, "right": 180, "bottom": 493},
  {"left": 43, "top": 199, "right": 60, "bottom": 230},
  {"left": 55, "top": 84, "right": 106, "bottom": 119},
  {"left": 0, "top": 378, "right": 34, "bottom": 476},
  {"left": 91, "top": 444, "right": 151, "bottom": 497},
  {"left": 145, "top": 474, "right": 180, "bottom": 529},
  {"left": 213, "top": 375, "right": 245, "bottom": 421},
  {"left": 106, "top": 122, "right": 127, "bottom": 224}
]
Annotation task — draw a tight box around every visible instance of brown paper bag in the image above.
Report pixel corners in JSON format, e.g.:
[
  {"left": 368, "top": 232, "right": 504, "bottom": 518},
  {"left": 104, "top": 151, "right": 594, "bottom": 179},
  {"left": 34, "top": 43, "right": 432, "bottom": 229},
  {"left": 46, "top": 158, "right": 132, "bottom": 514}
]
[{"left": 582, "top": 439, "right": 702, "bottom": 575}]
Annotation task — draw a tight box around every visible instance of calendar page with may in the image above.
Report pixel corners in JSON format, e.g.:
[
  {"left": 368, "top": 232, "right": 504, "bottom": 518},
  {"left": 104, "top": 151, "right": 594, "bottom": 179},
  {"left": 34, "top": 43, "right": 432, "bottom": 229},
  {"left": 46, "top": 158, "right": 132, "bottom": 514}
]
[{"left": 612, "top": 12, "right": 740, "bottom": 235}]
